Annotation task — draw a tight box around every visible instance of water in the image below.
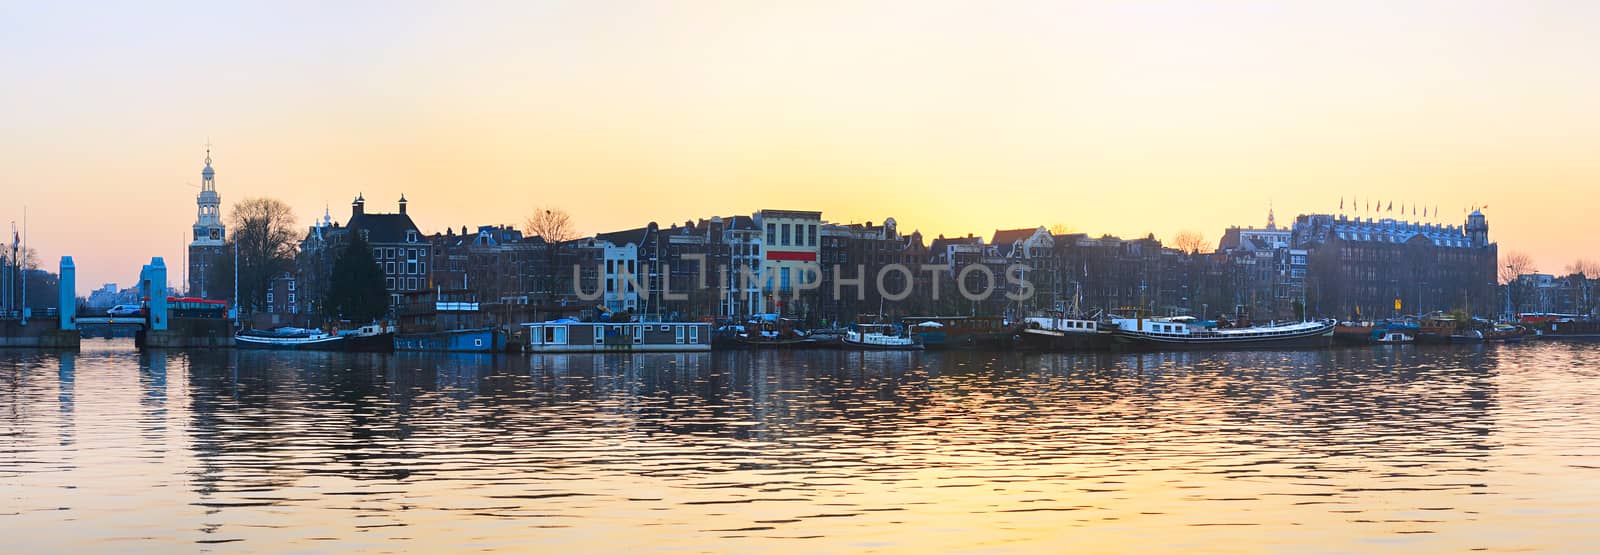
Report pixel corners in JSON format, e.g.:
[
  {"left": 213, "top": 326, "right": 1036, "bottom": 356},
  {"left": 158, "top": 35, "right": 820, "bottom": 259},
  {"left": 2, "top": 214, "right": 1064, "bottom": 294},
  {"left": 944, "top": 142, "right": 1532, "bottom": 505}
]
[{"left": 3, "top": 339, "right": 1599, "bottom": 553}]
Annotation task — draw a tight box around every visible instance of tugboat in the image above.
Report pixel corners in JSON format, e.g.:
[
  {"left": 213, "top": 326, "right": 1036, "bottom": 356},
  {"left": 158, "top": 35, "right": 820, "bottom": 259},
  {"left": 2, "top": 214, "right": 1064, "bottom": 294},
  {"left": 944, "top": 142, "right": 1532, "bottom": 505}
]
[
  {"left": 841, "top": 323, "right": 923, "bottom": 350},
  {"left": 1109, "top": 317, "right": 1337, "bottom": 351}
]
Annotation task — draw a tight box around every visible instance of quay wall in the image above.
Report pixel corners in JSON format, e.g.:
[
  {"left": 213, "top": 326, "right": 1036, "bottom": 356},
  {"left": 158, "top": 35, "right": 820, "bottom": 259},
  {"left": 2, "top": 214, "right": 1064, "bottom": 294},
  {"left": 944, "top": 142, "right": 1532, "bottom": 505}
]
[{"left": 0, "top": 320, "right": 81, "bottom": 349}]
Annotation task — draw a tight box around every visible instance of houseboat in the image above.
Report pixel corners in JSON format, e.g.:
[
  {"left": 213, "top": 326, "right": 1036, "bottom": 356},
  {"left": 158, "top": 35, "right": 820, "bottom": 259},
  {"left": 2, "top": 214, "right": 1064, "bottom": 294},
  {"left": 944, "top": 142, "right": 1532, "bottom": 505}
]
[
  {"left": 1519, "top": 314, "right": 1600, "bottom": 339},
  {"left": 902, "top": 316, "right": 1018, "bottom": 350},
  {"left": 522, "top": 319, "right": 712, "bottom": 352},
  {"left": 841, "top": 323, "right": 922, "bottom": 350},
  {"left": 1109, "top": 317, "right": 1336, "bottom": 351},
  {"left": 1016, "top": 315, "right": 1114, "bottom": 351},
  {"left": 394, "top": 289, "right": 508, "bottom": 352}
]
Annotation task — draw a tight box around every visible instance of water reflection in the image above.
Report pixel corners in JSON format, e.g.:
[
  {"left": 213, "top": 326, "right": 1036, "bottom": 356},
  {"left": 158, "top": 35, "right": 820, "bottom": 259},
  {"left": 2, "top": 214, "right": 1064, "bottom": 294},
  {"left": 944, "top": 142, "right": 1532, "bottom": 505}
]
[{"left": 1, "top": 340, "right": 1597, "bottom": 553}]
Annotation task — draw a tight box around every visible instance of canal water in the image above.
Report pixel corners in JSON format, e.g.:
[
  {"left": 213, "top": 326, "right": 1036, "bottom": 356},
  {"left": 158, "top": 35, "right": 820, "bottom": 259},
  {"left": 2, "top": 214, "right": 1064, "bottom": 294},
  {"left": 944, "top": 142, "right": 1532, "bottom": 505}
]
[{"left": 2, "top": 339, "right": 1598, "bottom": 553}]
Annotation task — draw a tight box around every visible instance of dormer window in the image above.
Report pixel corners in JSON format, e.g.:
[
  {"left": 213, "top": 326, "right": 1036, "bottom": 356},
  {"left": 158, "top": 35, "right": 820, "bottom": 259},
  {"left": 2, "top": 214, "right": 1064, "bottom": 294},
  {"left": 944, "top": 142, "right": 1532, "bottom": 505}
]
[{"left": 407, "top": 230, "right": 418, "bottom": 243}]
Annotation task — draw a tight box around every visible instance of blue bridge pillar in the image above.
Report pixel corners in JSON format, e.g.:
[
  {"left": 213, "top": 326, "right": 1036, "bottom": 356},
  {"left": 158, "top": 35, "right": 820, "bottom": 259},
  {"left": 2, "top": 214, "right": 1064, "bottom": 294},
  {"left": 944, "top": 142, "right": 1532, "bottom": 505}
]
[
  {"left": 59, "top": 256, "right": 76, "bottom": 330},
  {"left": 139, "top": 257, "right": 168, "bottom": 331}
]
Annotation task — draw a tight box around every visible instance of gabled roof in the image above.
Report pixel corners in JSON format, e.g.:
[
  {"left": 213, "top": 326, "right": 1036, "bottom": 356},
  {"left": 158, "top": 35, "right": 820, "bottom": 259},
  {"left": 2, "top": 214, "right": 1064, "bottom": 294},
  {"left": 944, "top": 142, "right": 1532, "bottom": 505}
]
[
  {"left": 990, "top": 227, "right": 1050, "bottom": 257},
  {"left": 990, "top": 228, "right": 1037, "bottom": 247}
]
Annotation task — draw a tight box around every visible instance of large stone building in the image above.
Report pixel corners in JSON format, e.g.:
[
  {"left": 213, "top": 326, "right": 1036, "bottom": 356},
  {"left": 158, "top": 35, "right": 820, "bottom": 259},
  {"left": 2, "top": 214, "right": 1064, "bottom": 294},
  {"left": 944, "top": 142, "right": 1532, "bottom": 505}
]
[
  {"left": 1293, "top": 211, "right": 1497, "bottom": 319},
  {"left": 297, "top": 194, "right": 425, "bottom": 315},
  {"left": 187, "top": 147, "right": 227, "bottom": 299}
]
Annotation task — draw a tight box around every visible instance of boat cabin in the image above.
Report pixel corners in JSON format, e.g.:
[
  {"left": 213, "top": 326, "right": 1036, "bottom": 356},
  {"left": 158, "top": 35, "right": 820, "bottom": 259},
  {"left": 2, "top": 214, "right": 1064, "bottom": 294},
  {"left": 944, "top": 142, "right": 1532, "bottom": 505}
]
[{"left": 523, "top": 320, "right": 712, "bottom": 352}]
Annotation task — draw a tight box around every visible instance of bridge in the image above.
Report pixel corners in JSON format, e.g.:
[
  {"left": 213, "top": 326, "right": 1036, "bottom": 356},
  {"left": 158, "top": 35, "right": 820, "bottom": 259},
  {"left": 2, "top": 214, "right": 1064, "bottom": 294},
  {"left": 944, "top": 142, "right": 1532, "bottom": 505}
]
[
  {"left": 73, "top": 316, "right": 151, "bottom": 326},
  {"left": 0, "top": 255, "right": 233, "bottom": 349}
]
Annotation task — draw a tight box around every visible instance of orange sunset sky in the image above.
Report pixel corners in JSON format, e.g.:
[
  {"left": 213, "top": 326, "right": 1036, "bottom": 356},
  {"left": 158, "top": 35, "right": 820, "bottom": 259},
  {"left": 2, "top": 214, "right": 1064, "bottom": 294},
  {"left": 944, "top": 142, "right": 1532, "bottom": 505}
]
[{"left": 2, "top": 1, "right": 1597, "bottom": 292}]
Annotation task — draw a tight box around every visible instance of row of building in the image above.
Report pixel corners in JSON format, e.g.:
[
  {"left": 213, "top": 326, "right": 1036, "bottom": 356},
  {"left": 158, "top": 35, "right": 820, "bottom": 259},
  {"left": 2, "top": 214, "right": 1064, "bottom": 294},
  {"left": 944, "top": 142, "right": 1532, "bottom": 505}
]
[{"left": 185, "top": 150, "right": 1582, "bottom": 327}]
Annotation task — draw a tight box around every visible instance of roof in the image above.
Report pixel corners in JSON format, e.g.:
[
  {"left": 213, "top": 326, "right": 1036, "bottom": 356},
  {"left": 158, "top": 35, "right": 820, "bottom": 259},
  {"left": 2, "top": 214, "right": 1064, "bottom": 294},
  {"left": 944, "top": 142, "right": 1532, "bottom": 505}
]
[
  {"left": 990, "top": 228, "right": 1037, "bottom": 247},
  {"left": 345, "top": 212, "right": 421, "bottom": 244},
  {"left": 594, "top": 226, "right": 651, "bottom": 247}
]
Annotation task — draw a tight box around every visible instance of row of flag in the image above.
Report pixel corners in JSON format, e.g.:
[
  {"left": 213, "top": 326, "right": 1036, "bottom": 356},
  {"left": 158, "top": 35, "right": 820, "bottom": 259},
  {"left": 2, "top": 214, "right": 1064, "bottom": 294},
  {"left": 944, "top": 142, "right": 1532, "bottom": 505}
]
[{"left": 1337, "top": 198, "right": 1486, "bottom": 218}]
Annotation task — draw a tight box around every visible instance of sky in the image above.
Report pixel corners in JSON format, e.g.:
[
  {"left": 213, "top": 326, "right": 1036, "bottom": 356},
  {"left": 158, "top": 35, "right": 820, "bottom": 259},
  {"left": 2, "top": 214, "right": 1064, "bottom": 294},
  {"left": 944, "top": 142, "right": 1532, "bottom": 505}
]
[{"left": 2, "top": 1, "right": 1597, "bottom": 293}]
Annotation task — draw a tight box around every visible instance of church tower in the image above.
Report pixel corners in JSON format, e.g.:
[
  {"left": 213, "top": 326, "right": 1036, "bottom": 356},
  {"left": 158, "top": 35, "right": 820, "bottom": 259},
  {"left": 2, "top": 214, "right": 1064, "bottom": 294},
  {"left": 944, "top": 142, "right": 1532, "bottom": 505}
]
[{"left": 188, "top": 144, "right": 227, "bottom": 298}]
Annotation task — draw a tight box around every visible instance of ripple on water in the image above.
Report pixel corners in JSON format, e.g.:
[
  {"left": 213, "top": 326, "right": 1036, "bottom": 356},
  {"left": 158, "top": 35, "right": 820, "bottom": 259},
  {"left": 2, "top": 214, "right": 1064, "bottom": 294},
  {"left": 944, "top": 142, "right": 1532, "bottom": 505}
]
[{"left": 1, "top": 340, "right": 1598, "bottom": 553}]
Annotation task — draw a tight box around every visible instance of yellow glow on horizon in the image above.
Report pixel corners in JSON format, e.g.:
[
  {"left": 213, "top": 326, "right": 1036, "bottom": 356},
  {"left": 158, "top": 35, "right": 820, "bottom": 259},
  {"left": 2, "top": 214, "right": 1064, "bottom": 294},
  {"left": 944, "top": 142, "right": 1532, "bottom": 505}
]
[{"left": 2, "top": 1, "right": 1597, "bottom": 289}]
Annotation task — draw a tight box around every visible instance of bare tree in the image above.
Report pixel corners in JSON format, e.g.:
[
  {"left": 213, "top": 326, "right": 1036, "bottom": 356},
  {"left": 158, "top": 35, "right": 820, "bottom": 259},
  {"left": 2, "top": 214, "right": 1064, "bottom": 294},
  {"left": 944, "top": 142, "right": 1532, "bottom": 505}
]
[
  {"left": 1566, "top": 258, "right": 1600, "bottom": 279},
  {"left": 1173, "top": 230, "right": 1207, "bottom": 255},
  {"left": 525, "top": 207, "right": 578, "bottom": 243},
  {"left": 1500, "top": 250, "right": 1535, "bottom": 284},
  {"left": 225, "top": 197, "right": 299, "bottom": 314},
  {"left": 1048, "top": 223, "right": 1074, "bottom": 236}
]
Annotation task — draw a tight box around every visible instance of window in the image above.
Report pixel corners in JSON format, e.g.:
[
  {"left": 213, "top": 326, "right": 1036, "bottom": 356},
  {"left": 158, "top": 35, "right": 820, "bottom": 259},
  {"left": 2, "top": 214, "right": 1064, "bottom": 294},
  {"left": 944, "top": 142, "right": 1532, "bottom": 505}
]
[
  {"left": 288, "top": 293, "right": 296, "bottom": 305},
  {"left": 675, "top": 325, "right": 685, "bottom": 344},
  {"left": 386, "top": 262, "right": 395, "bottom": 274},
  {"left": 287, "top": 281, "right": 295, "bottom": 291},
  {"left": 266, "top": 292, "right": 274, "bottom": 304},
  {"left": 374, "top": 248, "right": 382, "bottom": 259},
  {"left": 387, "top": 248, "right": 396, "bottom": 259},
  {"left": 809, "top": 224, "right": 817, "bottom": 247},
  {"left": 407, "top": 230, "right": 418, "bottom": 243},
  {"left": 386, "top": 277, "right": 395, "bottom": 289},
  {"left": 767, "top": 223, "right": 776, "bottom": 244},
  {"left": 781, "top": 224, "right": 791, "bottom": 246}
]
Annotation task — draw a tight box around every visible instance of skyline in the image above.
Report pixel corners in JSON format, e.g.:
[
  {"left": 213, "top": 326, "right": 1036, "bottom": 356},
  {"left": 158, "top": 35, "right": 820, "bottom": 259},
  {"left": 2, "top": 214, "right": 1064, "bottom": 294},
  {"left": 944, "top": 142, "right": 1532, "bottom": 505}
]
[{"left": 3, "top": 1, "right": 1597, "bottom": 291}]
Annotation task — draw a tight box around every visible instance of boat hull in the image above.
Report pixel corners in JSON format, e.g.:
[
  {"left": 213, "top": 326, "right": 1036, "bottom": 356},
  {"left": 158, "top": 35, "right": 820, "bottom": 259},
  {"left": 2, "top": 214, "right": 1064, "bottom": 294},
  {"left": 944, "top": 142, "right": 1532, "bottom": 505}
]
[
  {"left": 235, "top": 334, "right": 347, "bottom": 350},
  {"left": 525, "top": 343, "right": 712, "bottom": 353},
  {"left": 840, "top": 339, "right": 923, "bottom": 351},
  {"left": 396, "top": 328, "right": 506, "bottom": 352},
  {"left": 1015, "top": 329, "right": 1114, "bottom": 352},
  {"left": 917, "top": 330, "right": 1017, "bottom": 350},
  {"left": 1112, "top": 323, "right": 1336, "bottom": 351}
]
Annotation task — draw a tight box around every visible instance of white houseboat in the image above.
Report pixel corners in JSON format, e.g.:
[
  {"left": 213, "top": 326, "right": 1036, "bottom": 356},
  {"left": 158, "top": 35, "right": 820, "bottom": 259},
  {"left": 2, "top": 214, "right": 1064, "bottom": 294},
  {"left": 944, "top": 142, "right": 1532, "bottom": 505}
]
[{"left": 522, "top": 320, "right": 712, "bottom": 353}]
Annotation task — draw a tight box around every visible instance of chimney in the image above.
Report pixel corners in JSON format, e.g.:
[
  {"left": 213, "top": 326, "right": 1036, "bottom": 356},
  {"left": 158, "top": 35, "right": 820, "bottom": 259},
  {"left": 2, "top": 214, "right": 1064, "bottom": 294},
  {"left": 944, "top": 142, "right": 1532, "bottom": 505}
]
[
  {"left": 352, "top": 194, "right": 365, "bottom": 217},
  {"left": 398, "top": 194, "right": 408, "bottom": 215}
]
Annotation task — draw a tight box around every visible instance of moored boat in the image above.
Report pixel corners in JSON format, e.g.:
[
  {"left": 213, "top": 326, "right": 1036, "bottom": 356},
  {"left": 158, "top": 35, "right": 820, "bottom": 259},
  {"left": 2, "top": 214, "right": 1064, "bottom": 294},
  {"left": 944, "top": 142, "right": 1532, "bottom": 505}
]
[
  {"left": 1109, "top": 318, "right": 1337, "bottom": 351},
  {"left": 903, "top": 316, "right": 1018, "bottom": 350},
  {"left": 395, "top": 289, "right": 507, "bottom": 352},
  {"left": 522, "top": 320, "right": 712, "bottom": 352},
  {"left": 235, "top": 321, "right": 394, "bottom": 351},
  {"left": 1015, "top": 315, "right": 1113, "bottom": 351},
  {"left": 235, "top": 327, "right": 345, "bottom": 350},
  {"left": 395, "top": 327, "right": 506, "bottom": 352},
  {"left": 1375, "top": 330, "right": 1414, "bottom": 344},
  {"left": 842, "top": 323, "right": 922, "bottom": 350}
]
